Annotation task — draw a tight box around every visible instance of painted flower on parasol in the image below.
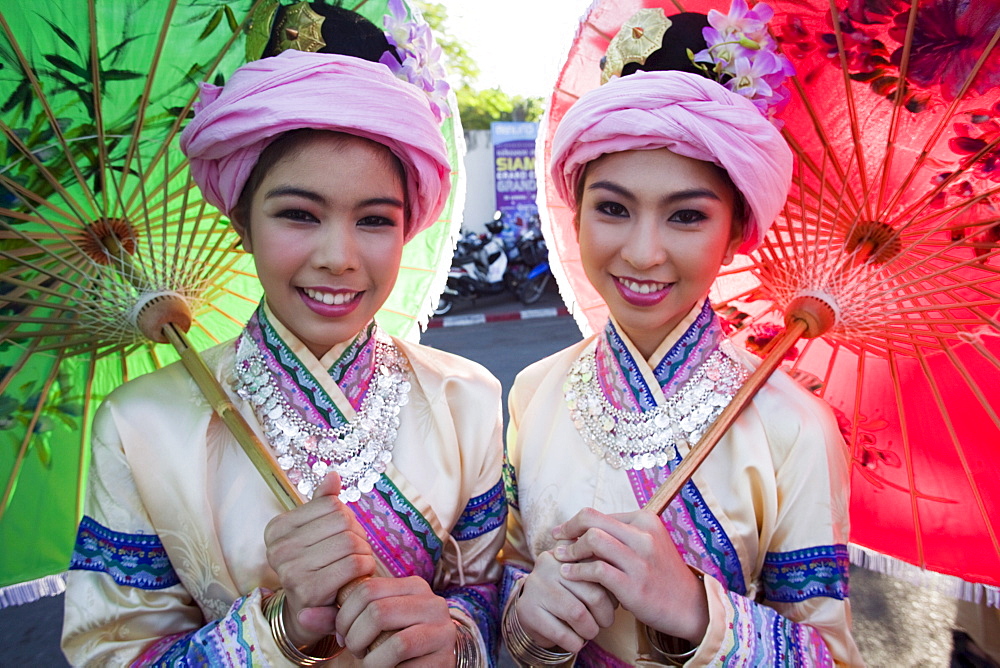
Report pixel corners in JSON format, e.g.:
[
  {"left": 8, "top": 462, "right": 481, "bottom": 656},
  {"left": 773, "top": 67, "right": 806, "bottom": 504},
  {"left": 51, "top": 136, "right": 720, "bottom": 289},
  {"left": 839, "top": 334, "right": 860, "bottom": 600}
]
[
  {"left": 0, "top": 0, "right": 464, "bottom": 606},
  {"left": 541, "top": 0, "right": 1000, "bottom": 603}
]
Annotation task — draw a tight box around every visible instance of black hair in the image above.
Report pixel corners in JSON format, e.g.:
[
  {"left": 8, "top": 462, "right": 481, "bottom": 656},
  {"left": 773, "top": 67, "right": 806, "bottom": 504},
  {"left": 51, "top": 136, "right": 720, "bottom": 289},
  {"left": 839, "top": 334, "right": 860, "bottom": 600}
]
[
  {"left": 260, "top": 1, "right": 399, "bottom": 63},
  {"left": 619, "top": 13, "right": 711, "bottom": 78}
]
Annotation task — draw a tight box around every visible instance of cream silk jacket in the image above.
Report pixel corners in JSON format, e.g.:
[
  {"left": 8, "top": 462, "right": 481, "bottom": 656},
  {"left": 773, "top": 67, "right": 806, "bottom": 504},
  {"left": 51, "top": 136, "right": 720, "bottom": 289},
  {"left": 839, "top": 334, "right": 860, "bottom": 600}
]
[
  {"left": 502, "top": 302, "right": 864, "bottom": 667},
  {"left": 63, "top": 312, "right": 506, "bottom": 667}
]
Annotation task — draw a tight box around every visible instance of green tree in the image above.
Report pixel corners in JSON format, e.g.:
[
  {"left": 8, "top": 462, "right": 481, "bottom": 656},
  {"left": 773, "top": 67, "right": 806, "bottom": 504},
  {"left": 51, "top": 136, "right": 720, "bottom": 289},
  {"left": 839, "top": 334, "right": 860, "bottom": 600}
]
[
  {"left": 415, "top": 1, "right": 478, "bottom": 88},
  {"left": 456, "top": 87, "right": 544, "bottom": 129},
  {"left": 416, "top": 2, "right": 544, "bottom": 129}
]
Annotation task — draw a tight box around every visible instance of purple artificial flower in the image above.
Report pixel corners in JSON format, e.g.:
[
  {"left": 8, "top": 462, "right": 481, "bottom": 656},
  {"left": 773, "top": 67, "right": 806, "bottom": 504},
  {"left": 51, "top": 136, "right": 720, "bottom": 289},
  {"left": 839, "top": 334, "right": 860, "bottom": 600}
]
[
  {"left": 706, "top": 0, "right": 773, "bottom": 43},
  {"left": 690, "top": 0, "right": 795, "bottom": 125},
  {"left": 382, "top": 0, "right": 412, "bottom": 48},
  {"left": 380, "top": 0, "right": 451, "bottom": 121},
  {"left": 727, "top": 55, "right": 775, "bottom": 103}
]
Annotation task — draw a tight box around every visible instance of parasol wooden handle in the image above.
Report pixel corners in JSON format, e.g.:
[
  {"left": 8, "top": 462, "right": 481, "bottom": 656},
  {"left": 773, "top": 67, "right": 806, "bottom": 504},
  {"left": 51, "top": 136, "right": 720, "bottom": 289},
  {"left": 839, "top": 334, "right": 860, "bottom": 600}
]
[
  {"left": 642, "top": 294, "right": 837, "bottom": 516},
  {"left": 118, "top": 245, "right": 393, "bottom": 651},
  {"left": 162, "top": 322, "right": 301, "bottom": 510},
  {"left": 161, "top": 322, "right": 394, "bottom": 654}
]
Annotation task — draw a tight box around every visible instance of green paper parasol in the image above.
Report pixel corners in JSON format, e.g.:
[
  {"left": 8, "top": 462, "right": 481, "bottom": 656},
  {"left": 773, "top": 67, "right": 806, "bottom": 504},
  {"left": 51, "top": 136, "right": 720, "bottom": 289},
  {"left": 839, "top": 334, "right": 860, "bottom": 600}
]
[{"left": 0, "top": 0, "right": 463, "bottom": 604}]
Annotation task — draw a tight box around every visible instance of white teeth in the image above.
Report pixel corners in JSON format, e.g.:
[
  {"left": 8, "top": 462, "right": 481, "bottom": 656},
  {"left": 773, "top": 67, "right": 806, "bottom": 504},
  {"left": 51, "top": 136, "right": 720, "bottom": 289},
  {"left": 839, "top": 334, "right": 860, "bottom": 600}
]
[
  {"left": 620, "top": 278, "right": 668, "bottom": 294},
  {"left": 303, "top": 287, "right": 356, "bottom": 305}
]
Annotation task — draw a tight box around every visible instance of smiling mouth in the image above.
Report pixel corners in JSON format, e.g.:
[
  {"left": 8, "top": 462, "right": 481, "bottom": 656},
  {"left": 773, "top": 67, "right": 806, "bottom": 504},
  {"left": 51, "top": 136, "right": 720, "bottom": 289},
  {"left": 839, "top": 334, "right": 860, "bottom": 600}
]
[
  {"left": 302, "top": 287, "right": 360, "bottom": 305},
  {"left": 617, "top": 277, "right": 671, "bottom": 294}
]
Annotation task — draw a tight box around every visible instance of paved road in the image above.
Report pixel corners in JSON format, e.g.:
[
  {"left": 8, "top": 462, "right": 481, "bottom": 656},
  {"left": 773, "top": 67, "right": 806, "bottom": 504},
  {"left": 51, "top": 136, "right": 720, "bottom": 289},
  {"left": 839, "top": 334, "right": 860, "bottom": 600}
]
[{"left": 0, "top": 284, "right": 972, "bottom": 666}]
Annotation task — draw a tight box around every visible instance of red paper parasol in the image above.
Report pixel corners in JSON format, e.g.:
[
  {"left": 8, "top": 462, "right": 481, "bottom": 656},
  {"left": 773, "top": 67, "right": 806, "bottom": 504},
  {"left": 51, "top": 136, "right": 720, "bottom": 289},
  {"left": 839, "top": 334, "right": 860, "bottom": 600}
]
[{"left": 539, "top": 0, "right": 1000, "bottom": 602}]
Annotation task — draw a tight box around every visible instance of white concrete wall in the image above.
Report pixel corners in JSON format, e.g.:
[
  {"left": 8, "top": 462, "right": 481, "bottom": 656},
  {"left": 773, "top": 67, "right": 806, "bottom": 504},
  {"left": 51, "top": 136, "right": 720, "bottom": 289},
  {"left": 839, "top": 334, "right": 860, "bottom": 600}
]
[{"left": 460, "top": 129, "right": 495, "bottom": 235}]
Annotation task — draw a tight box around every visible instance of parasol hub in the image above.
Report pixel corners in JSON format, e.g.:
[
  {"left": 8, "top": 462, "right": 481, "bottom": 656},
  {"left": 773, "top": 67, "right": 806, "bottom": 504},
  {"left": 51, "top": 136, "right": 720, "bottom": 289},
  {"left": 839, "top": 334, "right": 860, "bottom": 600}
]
[
  {"left": 845, "top": 220, "right": 901, "bottom": 266},
  {"left": 80, "top": 218, "right": 138, "bottom": 265},
  {"left": 131, "top": 291, "right": 193, "bottom": 343},
  {"left": 785, "top": 292, "right": 839, "bottom": 339}
]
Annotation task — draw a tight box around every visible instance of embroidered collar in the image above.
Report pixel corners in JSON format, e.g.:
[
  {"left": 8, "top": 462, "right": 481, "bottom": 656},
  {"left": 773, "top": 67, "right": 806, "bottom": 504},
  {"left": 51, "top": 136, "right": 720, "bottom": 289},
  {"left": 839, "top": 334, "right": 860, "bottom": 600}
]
[
  {"left": 565, "top": 300, "right": 749, "bottom": 470},
  {"left": 602, "top": 300, "right": 725, "bottom": 407},
  {"left": 233, "top": 304, "right": 411, "bottom": 501}
]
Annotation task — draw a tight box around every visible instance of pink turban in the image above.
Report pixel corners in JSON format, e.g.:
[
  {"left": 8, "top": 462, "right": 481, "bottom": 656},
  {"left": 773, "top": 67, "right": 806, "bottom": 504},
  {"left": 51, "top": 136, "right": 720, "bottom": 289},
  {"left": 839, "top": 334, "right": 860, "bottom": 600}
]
[
  {"left": 550, "top": 70, "right": 792, "bottom": 254},
  {"left": 180, "top": 50, "right": 451, "bottom": 241}
]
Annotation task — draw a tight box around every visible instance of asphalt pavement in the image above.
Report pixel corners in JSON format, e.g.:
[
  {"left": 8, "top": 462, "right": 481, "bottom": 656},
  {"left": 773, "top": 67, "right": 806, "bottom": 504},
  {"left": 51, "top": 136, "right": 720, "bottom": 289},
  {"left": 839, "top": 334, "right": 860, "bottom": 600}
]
[{"left": 0, "top": 281, "right": 978, "bottom": 666}]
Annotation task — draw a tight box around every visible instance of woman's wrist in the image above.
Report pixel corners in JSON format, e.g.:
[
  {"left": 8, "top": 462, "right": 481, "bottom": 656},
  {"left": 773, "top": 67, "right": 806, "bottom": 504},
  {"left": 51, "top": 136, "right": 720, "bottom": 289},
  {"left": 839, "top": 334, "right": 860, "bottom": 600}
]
[
  {"left": 681, "top": 570, "right": 710, "bottom": 645},
  {"left": 501, "top": 588, "right": 576, "bottom": 666},
  {"left": 262, "top": 589, "right": 344, "bottom": 666},
  {"left": 640, "top": 570, "right": 708, "bottom": 665},
  {"left": 453, "top": 619, "right": 484, "bottom": 668},
  {"left": 277, "top": 593, "right": 324, "bottom": 650},
  {"left": 643, "top": 625, "right": 700, "bottom": 666}
]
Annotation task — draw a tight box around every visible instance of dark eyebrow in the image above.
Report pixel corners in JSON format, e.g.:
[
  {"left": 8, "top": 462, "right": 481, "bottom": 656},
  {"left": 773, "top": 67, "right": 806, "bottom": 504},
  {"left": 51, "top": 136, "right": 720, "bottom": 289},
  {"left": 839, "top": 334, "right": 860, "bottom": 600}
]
[
  {"left": 587, "top": 180, "right": 723, "bottom": 204},
  {"left": 263, "top": 187, "right": 404, "bottom": 210},
  {"left": 359, "top": 197, "right": 405, "bottom": 209},
  {"left": 263, "top": 186, "right": 326, "bottom": 203}
]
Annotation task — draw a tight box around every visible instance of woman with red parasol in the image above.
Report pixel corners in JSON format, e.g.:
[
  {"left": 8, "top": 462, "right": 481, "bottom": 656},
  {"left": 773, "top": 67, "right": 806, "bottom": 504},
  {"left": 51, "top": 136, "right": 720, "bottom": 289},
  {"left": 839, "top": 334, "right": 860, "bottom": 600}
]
[
  {"left": 500, "top": 4, "right": 863, "bottom": 666},
  {"left": 59, "top": 2, "right": 504, "bottom": 666}
]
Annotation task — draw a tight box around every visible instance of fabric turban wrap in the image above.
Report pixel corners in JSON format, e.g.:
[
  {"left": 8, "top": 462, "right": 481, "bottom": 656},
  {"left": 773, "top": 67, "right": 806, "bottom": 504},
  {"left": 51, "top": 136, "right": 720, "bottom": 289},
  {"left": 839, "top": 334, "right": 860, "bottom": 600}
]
[
  {"left": 550, "top": 70, "right": 793, "bottom": 254},
  {"left": 180, "top": 50, "right": 451, "bottom": 241}
]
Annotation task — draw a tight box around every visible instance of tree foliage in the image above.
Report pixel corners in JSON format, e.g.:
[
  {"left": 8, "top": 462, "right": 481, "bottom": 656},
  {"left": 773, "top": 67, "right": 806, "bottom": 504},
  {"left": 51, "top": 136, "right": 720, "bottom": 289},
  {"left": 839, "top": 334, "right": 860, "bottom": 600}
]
[
  {"left": 416, "top": 1, "right": 544, "bottom": 130},
  {"left": 456, "top": 87, "right": 544, "bottom": 129}
]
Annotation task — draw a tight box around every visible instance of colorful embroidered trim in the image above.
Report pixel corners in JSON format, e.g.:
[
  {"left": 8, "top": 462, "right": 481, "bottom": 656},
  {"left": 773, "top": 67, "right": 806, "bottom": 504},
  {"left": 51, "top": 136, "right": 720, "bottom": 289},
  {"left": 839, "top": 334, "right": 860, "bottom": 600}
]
[
  {"left": 452, "top": 478, "right": 507, "bottom": 541},
  {"left": 444, "top": 583, "right": 501, "bottom": 664},
  {"left": 328, "top": 320, "right": 375, "bottom": 389},
  {"left": 500, "top": 564, "right": 528, "bottom": 606},
  {"left": 762, "top": 544, "right": 850, "bottom": 603},
  {"left": 601, "top": 320, "right": 657, "bottom": 411},
  {"left": 603, "top": 306, "right": 747, "bottom": 592},
  {"left": 69, "top": 516, "right": 180, "bottom": 590},
  {"left": 131, "top": 593, "right": 265, "bottom": 667},
  {"left": 653, "top": 300, "right": 722, "bottom": 395},
  {"left": 630, "top": 465, "right": 746, "bottom": 595},
  {"left": 715, "top": 589, "right": 834, "bottom": 666},
  {"left": 502, "top": 449, "right": 519, "bottom": 511},
  {"left": 598, "top": 299, "right": 719, "bottom": 411},
  {"left": 129, "top": 631, "right": 194, "bottom": 667},
  {"left": 348, "top": 474, "right": 441, "bottom": 581},
  {"left": 251, "top": 306, "right": 375, "bottom": 425}
]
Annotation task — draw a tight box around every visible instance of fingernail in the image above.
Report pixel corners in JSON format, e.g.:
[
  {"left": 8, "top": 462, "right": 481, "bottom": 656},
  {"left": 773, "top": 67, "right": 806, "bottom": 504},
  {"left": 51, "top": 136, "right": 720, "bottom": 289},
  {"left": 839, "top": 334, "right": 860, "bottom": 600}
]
[
  {"left": 554, "top": 545, "right": 568, "bottom": 559},
  {"left": 335, "top": 632, "right": 345, "bottom": 647},
  {"left": 560, "top": 563, "right": 571, "bottom": 576}
]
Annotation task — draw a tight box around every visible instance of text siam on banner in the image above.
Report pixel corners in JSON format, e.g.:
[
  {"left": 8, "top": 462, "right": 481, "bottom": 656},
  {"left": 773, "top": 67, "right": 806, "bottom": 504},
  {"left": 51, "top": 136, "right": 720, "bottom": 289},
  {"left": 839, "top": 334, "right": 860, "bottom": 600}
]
[{"left": 492, "top": 122, "right": 538, "bottom": 222}]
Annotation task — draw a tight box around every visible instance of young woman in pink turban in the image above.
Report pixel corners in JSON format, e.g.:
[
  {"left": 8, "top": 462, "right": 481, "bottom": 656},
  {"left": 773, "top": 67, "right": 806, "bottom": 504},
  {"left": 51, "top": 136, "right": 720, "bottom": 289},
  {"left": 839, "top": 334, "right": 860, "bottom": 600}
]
[
  {"left": 500, "top": 7, "right": 864, "bottom": 667},
  {"left": 61, "top": 4, "right": 503, "bottom": 666}
]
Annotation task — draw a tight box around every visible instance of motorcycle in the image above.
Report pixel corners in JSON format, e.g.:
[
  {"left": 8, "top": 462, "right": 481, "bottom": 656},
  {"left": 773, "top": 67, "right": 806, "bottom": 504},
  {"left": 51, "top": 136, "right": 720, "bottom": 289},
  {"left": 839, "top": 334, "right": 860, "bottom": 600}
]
[
  {"left": 503, "top": 224, "right": 550, "bottom": 305},
  {"left": 433, "top": 217, "right": 509, "bottom": 316},
  {"left": 433, "top": 214, "right": 552, "bottom": 316}
]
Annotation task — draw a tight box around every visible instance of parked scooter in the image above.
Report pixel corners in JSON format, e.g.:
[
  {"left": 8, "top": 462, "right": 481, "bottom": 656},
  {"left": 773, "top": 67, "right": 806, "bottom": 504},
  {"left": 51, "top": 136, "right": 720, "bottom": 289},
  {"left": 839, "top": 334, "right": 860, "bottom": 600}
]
[
  {"left": 433, "top": 215, "right": 509, "bottom": 316},
  {"left": 504, "top": 221, "right": 550, "bottom": 305},
  {"left": 434, "top": 212, "right": 552, "bottom": 316}
]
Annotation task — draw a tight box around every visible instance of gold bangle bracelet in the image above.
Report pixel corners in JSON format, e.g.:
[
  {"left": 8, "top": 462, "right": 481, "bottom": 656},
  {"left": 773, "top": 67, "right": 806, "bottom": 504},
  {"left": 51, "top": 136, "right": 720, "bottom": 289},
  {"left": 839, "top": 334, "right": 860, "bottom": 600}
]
[
  {"left": 453, "top": 619, "right": 486, "bottom": 668},
  {"left": 501, "top": 593, "right": 576, "bottom": 666},
  {"left": 262, "top": 589, "right": 345, "bottom": 666},
  {"left": 643, "top": 625, "right": 699, "bottom": 667}
]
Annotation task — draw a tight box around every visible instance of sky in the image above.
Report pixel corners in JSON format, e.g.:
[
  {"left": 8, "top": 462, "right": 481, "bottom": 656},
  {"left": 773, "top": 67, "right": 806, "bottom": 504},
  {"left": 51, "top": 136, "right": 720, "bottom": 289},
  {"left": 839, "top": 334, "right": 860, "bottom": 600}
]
[{"left": 434, "top": 0, "right": 594, "bottom": 99}]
